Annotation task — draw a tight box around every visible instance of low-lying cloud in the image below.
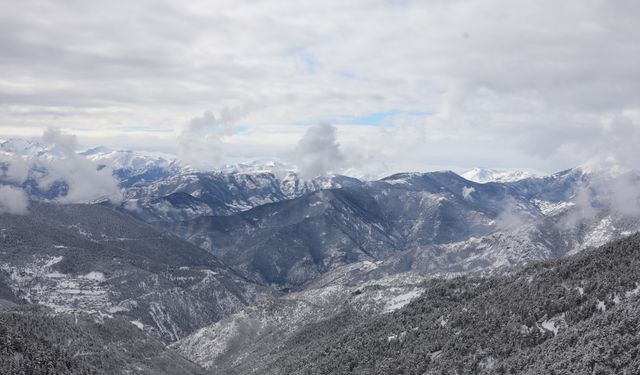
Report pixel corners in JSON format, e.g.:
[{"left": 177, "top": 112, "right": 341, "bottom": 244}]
[
  {"left": 0, "top": 185, "right": 28, "bottom": 214},
  {"left": 38, "top": 128, "right": 123, "bottom": 203},
  {"left": 290, "top": 123, "right": 346, "bottom": 179},
  {"left": 177, "top": 108, "right": 249, "bottom": 170}
]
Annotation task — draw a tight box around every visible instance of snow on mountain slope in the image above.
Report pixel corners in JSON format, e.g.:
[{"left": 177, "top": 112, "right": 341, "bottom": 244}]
[
  {"left": 121, "top": 170, "right": 361, "bottom": 222},
  {"left": 0, "top": 138, "right": 361, "bottom": 217},
  {"left": 303, "top": 210, "right": 640, "bottom": 292},
  {"left": 0, "top": 202, "right": 272, "bottom": 343},
  {"left": 173, "top": 275, "right": 424, "bottom": 372},
  {"left": 165, "top": 166, "right": 640, "bottom": 291},
  {"left": 462, "top": 167, "right": 545, "bottom": 183},
  {"left": 82, "top": 147, "right": 176, "bottom": 174},
  {"left": 167, "top": 171, "right": 545, "bottom": 287},
  {"left": 0, "top": 138, "right": 49, "bottom": 157}
]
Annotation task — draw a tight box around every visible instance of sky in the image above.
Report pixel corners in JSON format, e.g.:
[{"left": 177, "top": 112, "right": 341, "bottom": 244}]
[{"left": 0, "top": 0, "right": 639, "bottom": 175}]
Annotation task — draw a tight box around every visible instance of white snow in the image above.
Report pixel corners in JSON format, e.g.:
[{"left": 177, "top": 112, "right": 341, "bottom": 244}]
[
  {"left": 541, "top": 320, "right": 558, "bottom": 335},
  {"left": 625, "top": 284, "right": 640, "bottom": 298},
  {"left": 613, "top": 294, "right": 621, "bottom": 304},
  {"left": 461, "top": 168, "right": 544, "bottom": 183},
  {"left": 81, "top": 272, "right": 106, "bottom": 281},
  {"left": 384, "top": 178, "right": 410, "bottom": 186},
  {"left": 383, "top": 289, "right": 423, "bottom": 313},
  {"left": 45, "top": 272, "right": 66, "bottom": 278},
  {"left": 44, "top": 256, "right": 63, "bottom": 268},
  {"left": 534, "top": 199, "right": 576, "bottom": 216},
  {"left": 582, "top": 217, "right": 617, "bottom": 249},
  {"left": 540, "top": 313, "right": 565, "bottom": 336}
]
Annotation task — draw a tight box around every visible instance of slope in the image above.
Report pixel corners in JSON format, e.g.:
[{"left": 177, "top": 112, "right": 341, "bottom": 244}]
[
  {"left": 0, "top": 202, "right": 271, "bottom": 343},
  {"left": 261, "top": 233, "right": 640, "bottom": 374}
]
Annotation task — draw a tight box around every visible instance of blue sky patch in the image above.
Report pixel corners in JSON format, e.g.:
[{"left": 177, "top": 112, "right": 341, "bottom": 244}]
[{"left": 341, "top": 110, "right": 431, "bottom": 126}]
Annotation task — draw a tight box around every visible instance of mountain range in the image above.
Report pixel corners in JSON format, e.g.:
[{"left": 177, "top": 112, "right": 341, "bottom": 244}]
[{"left": 2, "top": 140, "right": 640, "bottom": 373}]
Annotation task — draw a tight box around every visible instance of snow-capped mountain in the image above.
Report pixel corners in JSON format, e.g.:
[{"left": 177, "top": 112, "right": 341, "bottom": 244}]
[
  {"left": 165, "top": 167, "right": 640, "bottom": 289},
  {"left": 3, "top": 151, "right": 640, "bottom": 373},
  {"left": 4, "top": 137, "right": 640, "bottom": 374},
  {"left": 120, "top": 170, "right": 361, "bottom": 222},
  {"left": 1, "top": 138, "right": 363, "bottom": 212},
  {"left": 0, "top": 138, "right": 49, "bottom": 157},
  {"left": 462, "top": 167, "right": 545, "bottom": 183},
  {"left": 166, "top": 171, "right": 541, "bottom": 287},
  {"left": 80, "top": 146, "right": 181, "bottom": 187}
]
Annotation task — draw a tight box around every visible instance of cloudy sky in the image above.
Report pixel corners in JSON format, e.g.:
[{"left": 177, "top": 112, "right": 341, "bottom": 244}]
[{"left": 1, "top": 0, "right": 638, "bottom": 174}]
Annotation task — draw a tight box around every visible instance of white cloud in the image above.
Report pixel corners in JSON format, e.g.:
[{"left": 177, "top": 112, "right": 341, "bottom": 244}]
[
  {"left": 462, "top": 186, "right": 475, "bottom": 201},
  {"left": 0, "top": 0, "right": 638, "bottom": 172},
  {"left": 290, "top": 123, "right": 345, "bottom": 179},
  {"left": 0, "top": 185, "right": 28, "bottom": 214},
  {"left": 39, "top": 128, "right": 123, "bottom": 203},
  {"left": 177, "top": 107, "right": 250, "bottom": 169},
  {"left": 0, "top": 152, "right": 30, "bottom": 184}
]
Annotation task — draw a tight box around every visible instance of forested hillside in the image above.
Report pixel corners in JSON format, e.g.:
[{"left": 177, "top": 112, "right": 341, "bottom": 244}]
[
  {"left": 231, "top": 233, "right": 640, "bottom": 374},
  {"left": 0, "top": 305, "right": 204, "bottom": 374}
]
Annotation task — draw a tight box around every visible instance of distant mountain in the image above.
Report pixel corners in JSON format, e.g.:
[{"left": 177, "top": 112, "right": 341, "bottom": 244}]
[
  {"left": 166, "top": 167, "right": 640, "bottom": 289},
  {"left": 121, "top": 170, "right": 361, "bottom": 222},
  {"left": 80, "top": 146, "right": 181, "bottom": 188},
  {"left": 167, "top": 171, "right": 542, "bottom": 287},
  {"left": 0, "top": 140, "right": 363, "bottom": 219},
  {"left": 0, "top": 138, "right": 49, "bottom": 157},
  {"left": 0, "top": 202, "right": 271, "bottom": 343},
  {"left": 462, "top": 167, "right": 545, "bottom": 183}
]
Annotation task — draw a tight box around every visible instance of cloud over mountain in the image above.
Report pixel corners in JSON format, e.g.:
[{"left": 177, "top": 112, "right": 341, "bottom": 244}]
[
  {"left": 291, "top": 123, "right": 346, "bottom": 178},
  {"left": 0, "top": 0, "right": 638, "bottom": 173},
  {"left": 0, "top": 185, "right": 28, "bottom": 214},
  {"left": 39, "top": 128, "right": 123, "bottom": 203}
]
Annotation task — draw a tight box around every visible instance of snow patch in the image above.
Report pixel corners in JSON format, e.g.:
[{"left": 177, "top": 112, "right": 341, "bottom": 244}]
[
  {"left": 534, "top": 199, "right": 576, "bottom": 216},
  {"left": 540, "top": 313, "right": 565, "bottom": 336},
  {"left": 81, "top": 271, "right": 106, "bottom": 281},
  {"left": 625, "top": 284, "right": 640, "bottom": 298},
  {"left": 44, "top": 256, "right": 63, "bottom": 268},
  {"left": 383, "top": 289, "right": 423, "bottom": 313}
]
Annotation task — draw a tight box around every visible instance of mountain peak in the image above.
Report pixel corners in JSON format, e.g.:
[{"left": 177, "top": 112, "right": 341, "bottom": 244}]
[{"left": 461, "top": 167, "right": 544, "bottom": 183}]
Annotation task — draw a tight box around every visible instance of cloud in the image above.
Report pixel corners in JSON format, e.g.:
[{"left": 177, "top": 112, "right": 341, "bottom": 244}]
[
  {"left": 0, "top": 1, "right": 638, "bottom": 173},
  {"left": 560, "top": 185, "right": 599, "bottom": 229},
  {"left": 462, "top": 186, "right": 475, "bottom": 201},
  {"left": 0, "top": 185, "right": 28, "bottom": 214},
  {"left": 39, "top": 128, "right": 123, "bottom": 203},
  {"left": 495, "top": 196, "right": 537, "bottom": 231},
  {"left": 290, "top": 123, "right": 346, "bottom": 179},
  {"left": 177, "top": 108, "right": 248, "bottom": 169},
  {"left": 0, "top": 152, "right": 29, "bottom": 184}
]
